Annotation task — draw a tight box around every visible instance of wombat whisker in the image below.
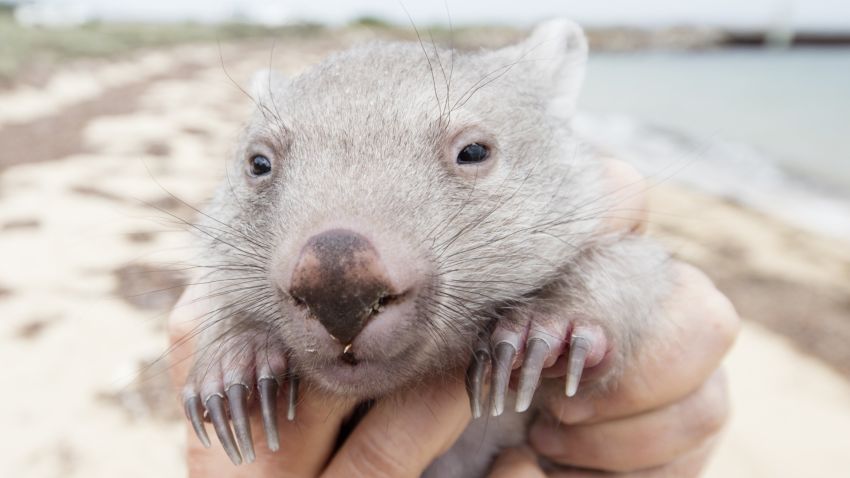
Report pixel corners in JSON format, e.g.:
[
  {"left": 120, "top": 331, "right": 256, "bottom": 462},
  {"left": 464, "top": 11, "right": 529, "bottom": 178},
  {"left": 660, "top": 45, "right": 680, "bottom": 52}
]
[
  {"left": 180, "top": 262, "right": 267, "bottom": 275},
  {"left": 190, "top": 282, "right": 270, "bottom": 305},
  {"left": 151, "top": 303, "right": 269, "bottom": 378},
  {"left": 444, "top": 1, "right": 456, "bottom": 120},
  {"left": 400, "top": 4, "right": 444, "bottom": 120},
  {"left": 433, "top": 148, "right": 545, "bottom": 260},
  {"left": 429, "top": 190, "right": 475, "bottom": 243},
  {"left": 140, "top": 162, "right": 274, "bottom": 256},
  {"left": 451, "top": 54, "right": 554, "bottom": 114},
  {"left": 431, "top": 295, "right": 505, "bottom": 329},
  {"left": 426, "top": 29, "right": 453, "bottom": 126},
  {"left": 421, "top": 295, "right": 475, "bottom": 320},
  {"left": 422, "top": 296, "right": 487, "bottom": 329},
  {"left": 122, "top": 276, "right": 267, "bottom": 303},
  {"left": 144, "top": 200, "right": 264, "bottom": 260},
  {"left": 217, "top": 40, "right": 284, "bottom": 128},
  {"left": 424, "top": 163, "right": 484, "bottom": 251},
  {"left": 266, "top": 39, "right": 286, "bottom": 130},
  {"left": 137, "top": 258, "right": 274, "bottom": 384},
  {"left": 435, "top": 138, "right": 570, "bottom": 264},
  {"left": 443, "top": 277, "right": 541, "bottom": 291},
  {"left": 421, "top": 315, "right": 482, "bottom": 361},
  {"left": 196, "top": 323, "right": 265, "bottom": 384},
  {"left": 432, "top": 179, "right": 528, "bottom": 260},
  {"left": 439, "top": 282, "right": 533, "bottom": 300},
  {"left": 451, "top": 60, "right": 520, "bottom": 112},
  {"left": 183, "top": 293, "right": 275, "bottom": 339},
  {"left": 432, "top": 293, "right": 489, "bottom": 315},
  {"left": 543, "top": 140, "right": 717, "bottom": 235}
]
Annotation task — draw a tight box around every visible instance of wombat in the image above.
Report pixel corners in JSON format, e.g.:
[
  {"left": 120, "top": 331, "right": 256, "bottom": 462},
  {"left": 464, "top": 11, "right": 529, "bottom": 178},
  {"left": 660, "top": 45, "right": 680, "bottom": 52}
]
[{"left": 180, "top": 19, "right": 671, "bottom": 477}]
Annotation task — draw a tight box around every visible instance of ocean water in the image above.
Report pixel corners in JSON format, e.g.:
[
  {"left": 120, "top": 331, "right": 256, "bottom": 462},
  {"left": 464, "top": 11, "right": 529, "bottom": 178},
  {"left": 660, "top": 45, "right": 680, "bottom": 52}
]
[{"left": 577, "top": 48, "right": 850, "bottom": 239}]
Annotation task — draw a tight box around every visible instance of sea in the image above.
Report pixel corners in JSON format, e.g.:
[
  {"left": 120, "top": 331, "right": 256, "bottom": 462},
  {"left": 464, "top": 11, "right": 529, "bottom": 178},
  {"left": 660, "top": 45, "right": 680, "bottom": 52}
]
[{"left": 577, "top": 47, "right": 850, "bottom": 240}]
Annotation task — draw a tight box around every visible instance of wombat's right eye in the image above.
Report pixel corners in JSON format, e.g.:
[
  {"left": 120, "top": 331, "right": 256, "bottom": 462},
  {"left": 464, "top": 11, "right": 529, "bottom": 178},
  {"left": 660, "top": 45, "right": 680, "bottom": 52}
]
[
  {"left": 249, "top": 155, "right": 272, "bottom": 176},
  {"left": 456, "top": 143, "right": 490, "bottom": 165}
]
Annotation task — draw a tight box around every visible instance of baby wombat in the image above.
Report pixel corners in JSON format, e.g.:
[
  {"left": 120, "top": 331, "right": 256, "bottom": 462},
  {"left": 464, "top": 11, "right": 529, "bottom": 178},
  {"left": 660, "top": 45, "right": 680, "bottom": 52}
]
[{"left": 180, "top": 18, "right": 670, "bottom": 477}]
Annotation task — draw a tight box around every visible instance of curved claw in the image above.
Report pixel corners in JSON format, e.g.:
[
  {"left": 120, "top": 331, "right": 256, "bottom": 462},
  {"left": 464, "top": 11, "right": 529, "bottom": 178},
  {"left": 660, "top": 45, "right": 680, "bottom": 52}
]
[
  {"left": 226, "top": 384, "right": 255, "bottom": 463},
  {"left": 258, "top": 378, "right": 280, "bottom": 451},
  {"left": 489, "top": 342, "right": 516, "bottom": 417},
  {"left": 287, "top": 374, "right": 299, "bottom": 421},
  {"left": 206, "top": 394, "right": 243, "bottom": 465},
  {"left": 184, "top": 395, "right": 210, "bottom": 448},
  {"left": 566, "top": 335, "right": 590, "bottom": 397},
  {"left": 515, "top": 338, "right": 549, "bottom": 412},
  {"left": 466, "top": 339, "right": 491, "bottom": 419}
]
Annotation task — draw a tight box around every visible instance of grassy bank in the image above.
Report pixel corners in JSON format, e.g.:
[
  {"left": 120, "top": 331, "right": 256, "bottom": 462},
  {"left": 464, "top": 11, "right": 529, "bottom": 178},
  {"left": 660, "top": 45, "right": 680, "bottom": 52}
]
[{"left": 0, "top": 9, "right": 322, "bottom": 83}]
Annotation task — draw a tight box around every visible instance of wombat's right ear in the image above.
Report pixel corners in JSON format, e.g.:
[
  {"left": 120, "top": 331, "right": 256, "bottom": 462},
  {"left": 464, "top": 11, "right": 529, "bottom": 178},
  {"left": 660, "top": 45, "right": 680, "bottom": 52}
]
[
  {"left": 250, "top": 68, "right": 288, "bottom": 107},
  {"left": 519, "top": 18, "right": 588, "bottom": 119}
]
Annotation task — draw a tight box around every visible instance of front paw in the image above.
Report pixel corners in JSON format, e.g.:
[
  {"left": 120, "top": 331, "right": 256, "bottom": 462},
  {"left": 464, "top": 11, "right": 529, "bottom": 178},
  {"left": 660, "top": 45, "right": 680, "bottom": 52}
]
[
  {"left": 466, "top": 308, "right": 609, "bottom": 418},
  {"left": 182, "top": 332, "right": 296, "bottom": 464}
]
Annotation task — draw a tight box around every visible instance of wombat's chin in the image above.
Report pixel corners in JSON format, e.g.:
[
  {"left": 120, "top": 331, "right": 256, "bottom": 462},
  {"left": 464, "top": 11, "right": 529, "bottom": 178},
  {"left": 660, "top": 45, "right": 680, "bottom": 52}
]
[{"left": 304, "top": 359, "right": 413, "bottom": 398}]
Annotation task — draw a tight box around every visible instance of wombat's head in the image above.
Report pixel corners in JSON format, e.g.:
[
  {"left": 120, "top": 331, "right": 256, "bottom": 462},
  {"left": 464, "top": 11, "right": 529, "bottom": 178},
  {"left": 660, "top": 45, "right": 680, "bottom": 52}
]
[{"left": 207, "top": 19, "right": 602, "bottom": 398}]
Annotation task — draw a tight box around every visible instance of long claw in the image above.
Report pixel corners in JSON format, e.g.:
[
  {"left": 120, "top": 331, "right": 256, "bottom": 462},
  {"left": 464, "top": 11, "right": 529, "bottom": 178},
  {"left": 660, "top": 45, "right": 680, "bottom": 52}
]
[
  {"left": 466, "top": 342, "right": 491, "bottom": 419},
  {"left": 184, "top": 395, "right": 211, "bottom": 448},
  {"left": 516, "top": 338, "right": 549, "bottom": 412},
  {"left": 287, "top": 375, "right": 299, "bottom": 421},
  {"left": 206, "top": 394, "right": 243, "bottom": 465},
  {"left": 566, "top": 335, "right": 590, "bottom": 397},
  {"left": 258, "top": 378, "right": 280, "bottom": 451},
  {"left": 226, "top": 384, "right": 255, "bottom": 463},
  {"left": 489, "top": 342, "right": 516, "bottom": 417}
]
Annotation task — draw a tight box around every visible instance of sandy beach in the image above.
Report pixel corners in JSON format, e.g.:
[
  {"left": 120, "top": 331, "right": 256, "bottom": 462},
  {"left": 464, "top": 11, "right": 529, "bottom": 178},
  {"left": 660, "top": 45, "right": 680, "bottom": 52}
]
[{"left": 1, "top": 37, "right": 848, "bottom": 477}]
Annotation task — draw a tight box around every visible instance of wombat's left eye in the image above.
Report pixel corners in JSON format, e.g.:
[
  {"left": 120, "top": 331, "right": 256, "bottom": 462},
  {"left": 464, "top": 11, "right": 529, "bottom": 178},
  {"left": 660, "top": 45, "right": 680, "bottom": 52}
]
[
  {"left": 456, "top": 143, "right": 490, "bottom": 165},
  {"left": 249, "top": 155, "right": 272, "bottom": 176}
]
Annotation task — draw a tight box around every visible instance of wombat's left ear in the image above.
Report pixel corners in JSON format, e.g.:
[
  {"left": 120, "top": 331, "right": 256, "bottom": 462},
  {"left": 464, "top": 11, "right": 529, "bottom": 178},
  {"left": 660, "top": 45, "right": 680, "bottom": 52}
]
[
  {"left": 250, "top": 68, "right": 288, "bottom": 108},
  {"left": 520, "top": 18, "right": 588, "bottom": 118}
]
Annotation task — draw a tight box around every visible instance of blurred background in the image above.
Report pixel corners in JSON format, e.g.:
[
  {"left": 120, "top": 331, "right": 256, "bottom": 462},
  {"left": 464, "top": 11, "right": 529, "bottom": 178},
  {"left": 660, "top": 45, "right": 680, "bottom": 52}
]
[{"left": 1, "top": 1, "right": 848, "bottom": 476}]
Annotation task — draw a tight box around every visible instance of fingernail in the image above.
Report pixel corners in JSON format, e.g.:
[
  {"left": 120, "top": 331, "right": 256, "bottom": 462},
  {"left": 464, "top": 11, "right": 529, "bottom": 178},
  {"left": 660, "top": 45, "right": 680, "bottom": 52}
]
[{"left": 547, "top": 395, "right": 595, "bottom": 424}]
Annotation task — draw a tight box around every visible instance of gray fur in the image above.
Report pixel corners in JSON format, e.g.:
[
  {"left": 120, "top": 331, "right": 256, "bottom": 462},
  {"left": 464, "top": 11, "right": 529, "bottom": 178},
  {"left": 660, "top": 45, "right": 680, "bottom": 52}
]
[{"left": 184, "top": 19, "right": 671, "bottom": 476}]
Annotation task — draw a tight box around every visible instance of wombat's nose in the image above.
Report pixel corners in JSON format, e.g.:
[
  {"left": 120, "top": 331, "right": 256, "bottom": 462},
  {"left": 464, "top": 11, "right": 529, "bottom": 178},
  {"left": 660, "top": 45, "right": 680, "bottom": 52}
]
[{"left": 289, "top": 229, "right": 396, "bottom": 345}]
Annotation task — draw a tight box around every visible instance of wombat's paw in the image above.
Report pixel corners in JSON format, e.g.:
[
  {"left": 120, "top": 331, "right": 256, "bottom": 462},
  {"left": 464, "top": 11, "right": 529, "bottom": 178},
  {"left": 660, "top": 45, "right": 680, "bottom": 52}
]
[
  {"left": 182, "top": 335, "right": 296, "bottom": 464},
  {"left": 466, "top": 312, "right": 608, "bottom": 418}
]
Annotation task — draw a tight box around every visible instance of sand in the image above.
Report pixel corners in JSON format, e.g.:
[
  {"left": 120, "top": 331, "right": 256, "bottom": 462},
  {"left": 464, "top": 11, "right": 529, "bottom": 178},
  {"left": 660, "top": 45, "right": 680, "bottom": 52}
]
[{"left": 0, "top": 38, "right": 848, "bottom": 477}]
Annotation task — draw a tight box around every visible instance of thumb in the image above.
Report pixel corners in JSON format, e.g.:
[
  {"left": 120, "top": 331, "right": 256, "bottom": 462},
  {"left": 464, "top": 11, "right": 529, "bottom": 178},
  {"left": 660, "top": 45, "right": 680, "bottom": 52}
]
[
  {"left": 322, "top": 375, "right": 471, "bottom": 478},
  {"left": 488, "top": 446, "right": 546, "bottom": 478},
  {"left": 598, "top": 158, "right": 648, "bottom": 235}
]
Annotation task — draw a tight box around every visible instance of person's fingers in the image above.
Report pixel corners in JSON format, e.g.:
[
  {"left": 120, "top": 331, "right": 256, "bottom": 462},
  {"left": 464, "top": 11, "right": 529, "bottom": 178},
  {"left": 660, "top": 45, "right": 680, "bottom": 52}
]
[
  {"left": 548, "top": 438, "right": 719, "bottom": 478},
  {"left": 530, "top": 370, "right": 729, "bottom": 472},
  {"left": 598, "top": 158, "right": 649, "bottom": 235},
  {"left": 187, "top": 384, "right": 353, "bottom": 477},
  {"left": 169, "top": 284, "right": 355, "bottom": 477},
  {"left": 322, "top": 376, "right": 471, "bottom": 478},
  {"left": 488, "top": 447, "right": 547, "bottom": 478},
  {"left": 540, "top": 261, "right": 739, "bottom": 425}
]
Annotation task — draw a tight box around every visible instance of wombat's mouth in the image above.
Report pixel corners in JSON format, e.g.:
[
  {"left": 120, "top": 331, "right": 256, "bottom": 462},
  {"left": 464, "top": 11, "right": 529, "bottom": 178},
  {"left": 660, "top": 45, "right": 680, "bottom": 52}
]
[
  {"left": 339, "top": 343, "right": 358, "bottom": 364},
  {"left": 308, "top": 355, "right": 415, "bottom": 396}
]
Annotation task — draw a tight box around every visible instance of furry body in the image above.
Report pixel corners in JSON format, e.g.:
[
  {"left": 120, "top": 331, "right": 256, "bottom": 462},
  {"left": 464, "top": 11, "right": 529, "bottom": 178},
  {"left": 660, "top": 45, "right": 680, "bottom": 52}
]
[{"left": 182, "top": 19, "right": 671, "bottom": 476}]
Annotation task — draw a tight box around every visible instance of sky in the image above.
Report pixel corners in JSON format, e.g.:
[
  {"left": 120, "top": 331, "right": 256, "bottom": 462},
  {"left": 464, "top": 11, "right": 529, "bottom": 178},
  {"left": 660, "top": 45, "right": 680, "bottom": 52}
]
[{"left": 13, "top": 0, "right": 850, "bottom": 31}]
